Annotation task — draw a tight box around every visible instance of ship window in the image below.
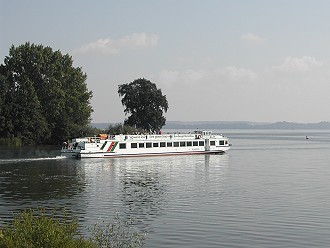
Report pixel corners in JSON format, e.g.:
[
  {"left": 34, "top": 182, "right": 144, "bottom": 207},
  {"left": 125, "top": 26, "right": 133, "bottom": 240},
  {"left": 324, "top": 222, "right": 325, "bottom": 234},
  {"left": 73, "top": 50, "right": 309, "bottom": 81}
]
[
  {"left": 119, "top": 143, "right": 126, "bottom": 149},
  {"left": 174, "top": 142, "right": 179, "bottom": 147},
  {"left": 225, "top": 140, "right": 228, "bottom": 145},
  {"left": 199, "top": 141, "right": 204, "bottom": 146},
  {"left": 153, "top": 142, "right": 159, "bottom": 147},
  {"left": 131, "top": 143, "right": 137, "bottom": 148},
  {"left": 210, "top": 141, "right": 215, "bottom": 146},
  {"left": 146, "top": 142, "right": 152, "bottom": 148},
  {"left": 193, "top": 141, "right": 198, "bottom": 146},
  {"left": 187, "top": 141, "right": 192, "bottom": 146},
  {"left": 160, "top": 142, "right": 166, "bottom": 147},
  {"left": 167, "top": 142, "right": 173, "bottom": 147},
  {"left": 180, "top": 142, "right": 186, "bottom": 147},
  {"left": 219, "top": 140, "right": 224, "bottom": 145},
  {"left": 139, "top": 143, "right": 144, "bottom": 148}
]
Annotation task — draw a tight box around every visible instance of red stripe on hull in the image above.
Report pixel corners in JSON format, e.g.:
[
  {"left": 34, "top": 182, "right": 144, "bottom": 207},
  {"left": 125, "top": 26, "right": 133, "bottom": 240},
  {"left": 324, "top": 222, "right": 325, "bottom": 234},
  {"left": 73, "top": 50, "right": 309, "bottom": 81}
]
[{"left": 107, "top": 142, "right": 115, "bottom": 152}]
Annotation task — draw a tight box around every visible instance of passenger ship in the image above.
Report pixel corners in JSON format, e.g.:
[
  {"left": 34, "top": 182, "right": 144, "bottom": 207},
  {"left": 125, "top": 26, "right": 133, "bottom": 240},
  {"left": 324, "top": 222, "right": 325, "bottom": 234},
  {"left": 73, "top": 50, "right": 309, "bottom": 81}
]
[{"left": 61, "top": 130, "right": 230, "bottom": 158}]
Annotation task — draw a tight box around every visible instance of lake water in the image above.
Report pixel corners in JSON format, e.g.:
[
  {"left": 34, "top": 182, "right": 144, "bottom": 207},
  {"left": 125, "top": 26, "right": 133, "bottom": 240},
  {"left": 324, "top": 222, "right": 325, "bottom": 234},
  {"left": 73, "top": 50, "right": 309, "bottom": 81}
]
[{"left": 1, "top": 129, "right": 330, "bottom": 247}]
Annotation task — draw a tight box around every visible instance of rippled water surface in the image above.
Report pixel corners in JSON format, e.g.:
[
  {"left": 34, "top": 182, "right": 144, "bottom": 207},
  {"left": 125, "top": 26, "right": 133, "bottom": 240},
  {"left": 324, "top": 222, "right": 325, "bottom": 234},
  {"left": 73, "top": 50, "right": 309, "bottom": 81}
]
[{"left": 1, "top": 130, "right": 330, "bottom": 247}]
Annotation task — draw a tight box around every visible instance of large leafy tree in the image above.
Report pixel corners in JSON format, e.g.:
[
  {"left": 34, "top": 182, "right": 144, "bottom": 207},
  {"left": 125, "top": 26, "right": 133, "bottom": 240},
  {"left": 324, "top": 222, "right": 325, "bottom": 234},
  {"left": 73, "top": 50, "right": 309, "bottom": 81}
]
[
  {"left": 118, "top": 78, "right": 168, "bottom": 132},
  {"left": 0, "top": 42, "right": 93, "bottom": 144}
]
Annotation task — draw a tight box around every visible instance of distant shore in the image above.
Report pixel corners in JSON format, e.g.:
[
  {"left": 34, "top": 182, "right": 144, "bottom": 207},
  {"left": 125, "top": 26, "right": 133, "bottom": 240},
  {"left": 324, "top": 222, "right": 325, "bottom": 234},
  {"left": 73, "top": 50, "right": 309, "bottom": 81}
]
[{"left": 92, "top": 121, "right": 330, "bottom": 130}]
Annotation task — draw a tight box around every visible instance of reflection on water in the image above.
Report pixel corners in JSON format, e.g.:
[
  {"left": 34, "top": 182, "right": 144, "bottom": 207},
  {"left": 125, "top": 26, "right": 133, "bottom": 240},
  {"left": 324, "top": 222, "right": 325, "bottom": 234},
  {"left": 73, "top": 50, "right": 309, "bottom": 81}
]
[
  {"left": 119, "top": 162, "right": 167, "bottom": 220},
  {"left": 77, "top": 154, "right": 229, "bottom": 237},
  {"left": 0, "top": 152, "right": 229, "bottom": 241},
  {"left": 0, "top": 146, "right": 61, "bottom": 161},
  {"left": 4, "top": 132, "right": 330, "bottom": 247},
  {"left": 0, "top": 156, "right": 87, "bottom": 222},
  {"left": 0, "top": 130, "right": 330, "bottom": 248},
  {"left": 0, "top": 162, "right": 83, "bottom": 200}
]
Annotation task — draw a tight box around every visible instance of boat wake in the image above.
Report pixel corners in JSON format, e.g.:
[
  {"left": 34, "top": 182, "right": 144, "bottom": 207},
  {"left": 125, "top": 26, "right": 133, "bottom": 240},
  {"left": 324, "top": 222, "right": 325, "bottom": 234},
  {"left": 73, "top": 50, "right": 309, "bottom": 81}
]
[{"left": 0, "top": 156, "right": 67, "bottom": 165}]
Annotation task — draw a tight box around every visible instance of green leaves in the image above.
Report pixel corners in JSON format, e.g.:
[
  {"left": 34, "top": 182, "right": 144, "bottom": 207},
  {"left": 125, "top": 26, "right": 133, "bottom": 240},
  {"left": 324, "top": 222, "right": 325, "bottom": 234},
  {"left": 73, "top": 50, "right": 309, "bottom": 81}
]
[
  {"left": 0, "top": 209, "right": 95, "bottom": 248},
  {"left": 0, "top": 209, "right": 146, "bottom": 248},
  {"left": 0, "top": 42, "right": 93, "bottom": 144},
  {"left": 118, "top": 78, "right": 168, "bottom": 132}
]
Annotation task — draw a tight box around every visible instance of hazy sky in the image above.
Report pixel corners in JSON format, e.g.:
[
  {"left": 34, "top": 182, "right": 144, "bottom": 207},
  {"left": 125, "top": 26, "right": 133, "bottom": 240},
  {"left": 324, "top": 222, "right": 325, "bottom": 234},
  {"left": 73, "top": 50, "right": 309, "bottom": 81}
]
[{"left": 1, "top": 0, "right": 330, "bottom": 123}]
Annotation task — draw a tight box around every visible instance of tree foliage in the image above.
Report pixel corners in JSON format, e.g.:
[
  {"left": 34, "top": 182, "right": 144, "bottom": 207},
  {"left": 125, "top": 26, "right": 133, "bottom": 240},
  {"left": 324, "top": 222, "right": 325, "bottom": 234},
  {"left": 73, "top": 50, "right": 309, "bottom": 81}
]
[
  {"left": 118, "top": 78, "right": 168, "bottom": 132},
  {"left": 0, "top": 42, "right": 93, "bottom": 144}
]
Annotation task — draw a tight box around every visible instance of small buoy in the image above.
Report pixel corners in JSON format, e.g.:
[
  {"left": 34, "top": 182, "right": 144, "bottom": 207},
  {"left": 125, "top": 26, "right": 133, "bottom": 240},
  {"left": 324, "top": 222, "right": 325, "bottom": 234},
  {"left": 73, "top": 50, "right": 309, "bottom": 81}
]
[{"left": 305, "top": 136, "right": 309, "bottom": 140}]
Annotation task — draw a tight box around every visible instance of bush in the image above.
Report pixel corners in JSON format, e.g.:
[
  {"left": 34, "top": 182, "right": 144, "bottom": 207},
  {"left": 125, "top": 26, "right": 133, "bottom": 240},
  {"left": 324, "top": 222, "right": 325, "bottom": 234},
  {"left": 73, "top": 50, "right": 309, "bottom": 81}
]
[
  {"left": 0, "top": 210, "right": 146, "bottom": 248},
  {"left": 0, "top": 209, "right": 95, "bottom": 248}
]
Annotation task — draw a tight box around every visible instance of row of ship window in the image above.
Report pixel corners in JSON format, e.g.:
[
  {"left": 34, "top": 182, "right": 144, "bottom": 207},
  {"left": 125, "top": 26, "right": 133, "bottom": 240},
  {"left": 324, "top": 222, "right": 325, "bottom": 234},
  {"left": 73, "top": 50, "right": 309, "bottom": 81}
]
[{"left": 119, "top": 140, "right": 228, "bottom": 149}]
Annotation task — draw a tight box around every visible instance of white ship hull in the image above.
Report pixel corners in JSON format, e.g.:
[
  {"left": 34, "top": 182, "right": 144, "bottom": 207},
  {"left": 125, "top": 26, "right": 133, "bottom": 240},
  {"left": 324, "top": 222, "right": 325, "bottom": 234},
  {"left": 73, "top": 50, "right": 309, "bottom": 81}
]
[{"left": 61, "top": 131, "right": 230, "bottom": 158}]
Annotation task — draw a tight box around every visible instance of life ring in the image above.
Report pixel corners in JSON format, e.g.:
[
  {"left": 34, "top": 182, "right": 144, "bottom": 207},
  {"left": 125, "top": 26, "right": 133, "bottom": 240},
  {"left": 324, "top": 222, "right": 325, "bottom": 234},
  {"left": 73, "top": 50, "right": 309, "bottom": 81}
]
[{"left": 198, "top": 134, "right": 202, "bottom": 139}]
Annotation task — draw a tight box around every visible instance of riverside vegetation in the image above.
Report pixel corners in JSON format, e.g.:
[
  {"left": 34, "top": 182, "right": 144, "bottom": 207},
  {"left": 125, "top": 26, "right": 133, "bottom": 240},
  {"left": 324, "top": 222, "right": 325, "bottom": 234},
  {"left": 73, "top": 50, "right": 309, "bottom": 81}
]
[
  {"left": 0, "top": 43, "right": 168, "bottom": 146},
  {"left": 0, "top": 209, "right": 145, "bottom": 248},
  {"left": 0, "top": 43, "right": 93, "bottom": 146}
]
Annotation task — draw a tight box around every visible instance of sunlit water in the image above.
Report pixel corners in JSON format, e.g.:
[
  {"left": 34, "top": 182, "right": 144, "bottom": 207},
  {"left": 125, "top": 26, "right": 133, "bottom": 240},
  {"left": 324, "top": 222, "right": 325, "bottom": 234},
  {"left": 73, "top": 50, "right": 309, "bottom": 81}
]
[{"left": 1, "top": 129, "right": 330, "bottom": 247}]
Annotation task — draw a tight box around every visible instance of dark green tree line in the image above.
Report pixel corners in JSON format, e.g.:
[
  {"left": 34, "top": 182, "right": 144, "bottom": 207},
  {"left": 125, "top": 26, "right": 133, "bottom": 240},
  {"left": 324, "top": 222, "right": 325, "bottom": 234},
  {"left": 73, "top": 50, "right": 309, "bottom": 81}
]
[
  {"left": 118, "top": 78, "right": 168, "bottom": 132},
  {"left": 0, "top": 43, "right": 93, "bottom": 145}
]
